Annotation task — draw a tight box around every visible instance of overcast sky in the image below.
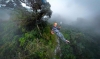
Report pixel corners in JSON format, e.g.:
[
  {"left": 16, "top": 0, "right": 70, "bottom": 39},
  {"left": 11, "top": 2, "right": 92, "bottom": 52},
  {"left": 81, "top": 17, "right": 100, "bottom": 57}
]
[{"left": 47, "top": 0, "right": 100, "bottom": 22}]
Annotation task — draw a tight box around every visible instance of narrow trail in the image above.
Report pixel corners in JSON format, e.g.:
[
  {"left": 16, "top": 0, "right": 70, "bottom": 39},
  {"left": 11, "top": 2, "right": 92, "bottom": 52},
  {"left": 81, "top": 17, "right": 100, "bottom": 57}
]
[{"left": 54, "top": 37, "right": 62, "bottom": 59}]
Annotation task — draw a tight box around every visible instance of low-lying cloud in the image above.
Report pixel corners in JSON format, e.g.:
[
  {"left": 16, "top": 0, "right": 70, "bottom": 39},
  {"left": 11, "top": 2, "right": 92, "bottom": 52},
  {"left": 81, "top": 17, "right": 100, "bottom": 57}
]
[
  {"left": 0, "top": 8, "right": 11, "bottom": 21},
  {"left": 47, "top": 0, "right": 100, "bottom": 33},
  {"left": 47, "top": 0, "right": 95, "bottom": 22}
]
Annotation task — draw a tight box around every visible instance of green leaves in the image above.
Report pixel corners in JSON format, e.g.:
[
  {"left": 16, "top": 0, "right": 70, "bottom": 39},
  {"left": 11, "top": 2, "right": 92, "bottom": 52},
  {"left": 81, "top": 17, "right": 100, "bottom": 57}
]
[{"left": 19, "top": 37, "right": 26, "bottom": 46}]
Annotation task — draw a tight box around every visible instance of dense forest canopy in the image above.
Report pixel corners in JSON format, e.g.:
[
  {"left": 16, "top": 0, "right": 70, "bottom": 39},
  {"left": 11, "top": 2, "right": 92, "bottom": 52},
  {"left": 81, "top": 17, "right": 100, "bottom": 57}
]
[{"left": 0, "top": 0, "right": 100, "bottom": 59}]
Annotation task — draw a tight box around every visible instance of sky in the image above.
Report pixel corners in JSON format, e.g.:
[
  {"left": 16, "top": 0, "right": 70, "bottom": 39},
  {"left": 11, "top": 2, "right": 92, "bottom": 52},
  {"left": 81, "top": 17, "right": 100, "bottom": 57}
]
[{"left": 47, "top": 0, "right": 100, "bottom": 22}]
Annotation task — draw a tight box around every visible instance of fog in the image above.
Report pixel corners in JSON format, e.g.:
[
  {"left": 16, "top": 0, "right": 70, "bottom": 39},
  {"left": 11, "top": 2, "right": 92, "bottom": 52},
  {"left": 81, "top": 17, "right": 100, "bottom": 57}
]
[
  {"left": 47, "top": 0, "right": 100, "bottom": 33},
  {"left": 47, "top": 0, "right": 100, "bottom": 22},
  {"left": 0, "top": 8, "right": 12, "bottom": 21},
  {"left": 47, "top": 0, "right": 88, "bottom": 21},
  {"left": 0, "top": 0, "right": 100, "bottom": 33}
]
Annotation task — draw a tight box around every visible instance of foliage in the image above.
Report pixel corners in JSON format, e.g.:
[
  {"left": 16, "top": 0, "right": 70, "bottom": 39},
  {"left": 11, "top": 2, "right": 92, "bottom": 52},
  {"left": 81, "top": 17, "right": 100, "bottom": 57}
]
[
  {"left": 0, "top": 0, "right": 100, "bottom": 59},
  {"left": 0, "top": 6, "right": 56, "bottom": 59}
]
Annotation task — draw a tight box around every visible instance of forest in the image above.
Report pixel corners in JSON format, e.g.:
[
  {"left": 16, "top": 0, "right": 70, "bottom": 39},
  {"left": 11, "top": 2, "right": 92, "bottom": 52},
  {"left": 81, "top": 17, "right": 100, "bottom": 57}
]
[{"left": 0, "top": 0, "right": 100, "bottom": 59}]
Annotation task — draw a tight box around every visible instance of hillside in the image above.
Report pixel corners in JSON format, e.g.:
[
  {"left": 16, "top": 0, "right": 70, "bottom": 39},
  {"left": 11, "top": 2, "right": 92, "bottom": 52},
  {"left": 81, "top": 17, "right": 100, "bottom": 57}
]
[{"left": 0, "top": 0, "right": 100, "bottom": 59}]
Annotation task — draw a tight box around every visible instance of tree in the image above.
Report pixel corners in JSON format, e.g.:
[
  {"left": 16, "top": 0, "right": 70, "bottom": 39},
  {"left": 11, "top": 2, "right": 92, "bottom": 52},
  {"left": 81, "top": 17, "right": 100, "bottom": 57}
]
[{"left": 6, "top": 1, "right": 14, "bottom": 8}]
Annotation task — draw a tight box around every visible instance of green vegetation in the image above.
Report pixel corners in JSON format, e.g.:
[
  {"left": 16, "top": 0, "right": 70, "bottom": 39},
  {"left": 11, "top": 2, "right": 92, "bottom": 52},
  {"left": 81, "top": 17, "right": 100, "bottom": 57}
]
[
  {"left": 0, "top": 8, "right": 57, "bottom": 59},
  {"left": 59, "top": 25, "right": 100, "bottom": 59},
  {"left": 0, "top": 4, "right": 100, "bottom": 59}
]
